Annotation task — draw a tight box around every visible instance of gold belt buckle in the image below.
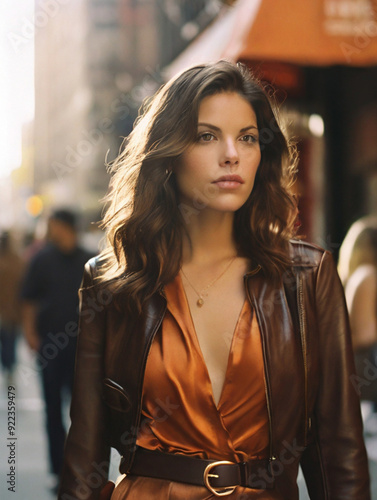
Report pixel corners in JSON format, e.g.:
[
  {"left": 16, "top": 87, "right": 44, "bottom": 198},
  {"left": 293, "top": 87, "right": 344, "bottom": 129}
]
[{"left": 203, "top": 460, "right": 237, "bottom": 497}]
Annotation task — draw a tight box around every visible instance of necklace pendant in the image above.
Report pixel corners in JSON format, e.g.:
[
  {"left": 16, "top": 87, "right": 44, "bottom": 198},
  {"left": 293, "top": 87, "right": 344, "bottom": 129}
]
[{"left": 197, "top": 297, "right": 204, "bottom": 307}]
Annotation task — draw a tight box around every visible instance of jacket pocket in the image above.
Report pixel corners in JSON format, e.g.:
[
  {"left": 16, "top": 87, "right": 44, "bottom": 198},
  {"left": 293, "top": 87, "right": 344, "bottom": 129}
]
[{"left": 102, "top": 378, "right": 131, "bottom": 413}]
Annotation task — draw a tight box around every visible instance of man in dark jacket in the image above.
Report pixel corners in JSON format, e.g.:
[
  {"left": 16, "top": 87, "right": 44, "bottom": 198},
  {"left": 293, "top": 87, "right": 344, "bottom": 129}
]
[{"left": 21, "top": 209, "right": 93, "bottom": 490}]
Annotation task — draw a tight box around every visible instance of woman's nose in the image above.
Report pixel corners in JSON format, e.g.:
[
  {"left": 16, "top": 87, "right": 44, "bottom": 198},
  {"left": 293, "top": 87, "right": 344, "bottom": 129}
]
[{"left": 220, "top": 138, "right": 239, "bottom": 168}]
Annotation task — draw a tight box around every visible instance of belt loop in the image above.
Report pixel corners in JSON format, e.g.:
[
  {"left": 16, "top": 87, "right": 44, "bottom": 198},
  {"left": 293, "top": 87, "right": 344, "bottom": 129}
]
[{"left": 238, "top": 461, "right": 248, "bottom": 486}]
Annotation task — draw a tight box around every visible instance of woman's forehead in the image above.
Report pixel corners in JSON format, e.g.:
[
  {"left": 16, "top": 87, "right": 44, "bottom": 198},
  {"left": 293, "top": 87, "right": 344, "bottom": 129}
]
[{"left": 197, "top": 92, "right": 257, "bottom": 126}]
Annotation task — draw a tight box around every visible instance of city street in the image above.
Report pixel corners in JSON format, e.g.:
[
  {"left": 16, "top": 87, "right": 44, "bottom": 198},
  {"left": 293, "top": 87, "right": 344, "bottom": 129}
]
[
  {"left": 2, "top": 1, "right": 377, "bottom": 497},
  {"left": 1, "top": 339, "right": 376, "bottom": 499}
]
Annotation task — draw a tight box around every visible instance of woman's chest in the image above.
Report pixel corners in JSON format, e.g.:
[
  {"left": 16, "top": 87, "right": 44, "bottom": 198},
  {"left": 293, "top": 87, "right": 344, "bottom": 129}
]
[{"left": 185, "top": 286, "right": 248, "bottom": 406}]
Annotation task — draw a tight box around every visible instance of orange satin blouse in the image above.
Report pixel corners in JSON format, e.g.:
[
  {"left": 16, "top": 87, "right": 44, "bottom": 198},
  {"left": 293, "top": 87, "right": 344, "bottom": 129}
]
[{"left": 113, "top": 274, "right": 271, "bottom": 499}]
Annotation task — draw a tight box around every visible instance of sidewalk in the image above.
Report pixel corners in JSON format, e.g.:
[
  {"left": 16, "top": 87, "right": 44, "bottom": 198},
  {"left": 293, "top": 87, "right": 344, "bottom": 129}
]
[
  {"left": 0, "top": 338, "right": 376, "bottom": 499},
  {"left": 0, "top": 339, "right": 52, "bottom": 500}
]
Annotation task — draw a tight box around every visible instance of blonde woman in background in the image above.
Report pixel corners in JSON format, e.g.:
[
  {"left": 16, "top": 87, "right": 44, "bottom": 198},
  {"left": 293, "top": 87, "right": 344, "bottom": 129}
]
[{"left": 339, "top": 216, "right": 377, "bottom": 405}]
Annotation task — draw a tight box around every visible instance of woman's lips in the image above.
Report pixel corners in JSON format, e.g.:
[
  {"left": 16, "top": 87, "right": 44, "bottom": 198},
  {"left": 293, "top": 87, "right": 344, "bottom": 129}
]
[{"left": 213, "top": 175, "right": 244, "bottom": 189}]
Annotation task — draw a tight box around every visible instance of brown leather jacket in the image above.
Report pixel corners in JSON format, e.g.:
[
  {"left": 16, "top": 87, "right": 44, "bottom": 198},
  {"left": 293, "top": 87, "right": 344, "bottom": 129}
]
[{"left": 58, "top": 240, "right": 371, "bottom": 499}]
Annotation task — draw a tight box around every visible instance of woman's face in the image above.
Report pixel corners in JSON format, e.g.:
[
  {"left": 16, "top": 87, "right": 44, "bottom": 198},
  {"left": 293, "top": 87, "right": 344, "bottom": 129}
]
[{"left": 175, "top": 91, "right": 261, "bottom": 214}]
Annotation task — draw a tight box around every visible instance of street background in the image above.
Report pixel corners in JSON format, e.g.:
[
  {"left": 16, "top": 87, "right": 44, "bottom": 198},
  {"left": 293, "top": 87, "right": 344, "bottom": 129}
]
[{"left": 1, "top": 0, "right": 377, "bottom": 498}]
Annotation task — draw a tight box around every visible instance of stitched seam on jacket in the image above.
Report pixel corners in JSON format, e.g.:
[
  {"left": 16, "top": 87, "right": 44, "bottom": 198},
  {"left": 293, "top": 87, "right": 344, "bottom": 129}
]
[
  {"left": 314, "top": 432, "right": 329, "bottom": 499},
  {"left": 313, "top": 251, "right": 330, "bottom": 498}
]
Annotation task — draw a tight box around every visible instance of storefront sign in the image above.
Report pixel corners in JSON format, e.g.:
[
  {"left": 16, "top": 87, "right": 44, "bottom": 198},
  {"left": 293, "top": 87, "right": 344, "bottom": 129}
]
[{"left": 323, "top": 0, "right": 376, "bottom": 36}]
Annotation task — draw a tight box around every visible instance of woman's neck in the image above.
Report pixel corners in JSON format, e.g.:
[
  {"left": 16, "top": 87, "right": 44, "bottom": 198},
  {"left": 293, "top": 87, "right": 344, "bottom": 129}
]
[{"left": 181, "top": 210, "right": 237, "bottom": 265}]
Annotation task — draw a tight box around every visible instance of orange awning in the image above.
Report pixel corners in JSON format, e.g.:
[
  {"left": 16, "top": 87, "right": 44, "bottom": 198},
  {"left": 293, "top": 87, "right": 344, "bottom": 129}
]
[{"left": 164, "top": 0, "right": 377, "bottom": 79}]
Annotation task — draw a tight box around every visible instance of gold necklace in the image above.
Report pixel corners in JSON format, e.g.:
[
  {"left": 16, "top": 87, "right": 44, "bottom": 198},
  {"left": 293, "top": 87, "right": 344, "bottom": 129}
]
[{"left": 180, "top": 256, "right": 237, "bottom": 307}]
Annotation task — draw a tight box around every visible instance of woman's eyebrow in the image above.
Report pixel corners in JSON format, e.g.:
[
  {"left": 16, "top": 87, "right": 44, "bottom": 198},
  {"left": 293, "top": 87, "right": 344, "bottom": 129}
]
[
  {"left": 197, "top": 122, "right": 221, "bottom": 131},
  {"left": 197, "top": 122, "right": 258, "bottom": 133},
  {"left": 240, "top": 125, "right": 259, "bottom": 133}
]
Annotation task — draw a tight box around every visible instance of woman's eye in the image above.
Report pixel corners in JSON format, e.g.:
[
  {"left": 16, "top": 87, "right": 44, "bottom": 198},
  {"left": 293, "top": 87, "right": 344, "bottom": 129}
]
[
  {"left": 197, "top": 133, "right": 215, "bottom": 142},
  {"left": 240, "top": 134, "right": 258, "bottom": 144}
]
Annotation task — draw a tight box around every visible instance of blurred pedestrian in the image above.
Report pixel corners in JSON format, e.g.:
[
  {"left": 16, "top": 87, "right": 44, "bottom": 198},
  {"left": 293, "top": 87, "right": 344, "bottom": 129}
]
[
  {"left": 339, "top": 215, "right": 377, "bottom": 406},
  {"left": 21, "top": 209, "right": 93, "bottom": 491},
  {"left": 22, "top": 225, "right": 46, "bottom": 263},
  {"left": 0, "top": 231, "right": 25, "bottom": 385}
]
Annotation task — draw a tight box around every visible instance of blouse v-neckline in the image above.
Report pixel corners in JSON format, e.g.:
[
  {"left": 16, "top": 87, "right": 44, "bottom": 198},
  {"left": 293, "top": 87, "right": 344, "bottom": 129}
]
[
  {"left": 174, "top": 272, "right": 248, "bottom": 410},
  {"left": 137, "top": 272, "right": 269, "bottom": 463}
]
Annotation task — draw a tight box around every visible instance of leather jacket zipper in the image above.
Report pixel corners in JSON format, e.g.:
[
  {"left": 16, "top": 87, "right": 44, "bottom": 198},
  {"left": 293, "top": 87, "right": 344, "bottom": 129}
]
[
  {"left": 244, "top": 276, "right": 276, "bottom": 462},
  {"left": 297, "top": 272, "right": 309, "bottom": 445}
]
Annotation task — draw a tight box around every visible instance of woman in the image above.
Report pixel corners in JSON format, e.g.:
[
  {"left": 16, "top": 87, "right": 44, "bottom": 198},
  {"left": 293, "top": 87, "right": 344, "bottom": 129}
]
[
  {"left": 58, "top": 61, "right": 370, "bottom": 499},
  {"left": 338, "top": 216, "right": 377, "bottom": 404}
]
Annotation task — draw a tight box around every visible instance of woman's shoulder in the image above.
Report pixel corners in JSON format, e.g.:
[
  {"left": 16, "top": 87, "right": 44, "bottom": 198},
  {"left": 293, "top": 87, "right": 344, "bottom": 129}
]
[
  {"left": 84, "top": 254, "right": 104, "bottom": 276},
  {"left": 81, "top": 254, "right": 109, "bottom": 288},
  {"left": 288, "top": 239, "right": 328, "bottom": 268}
]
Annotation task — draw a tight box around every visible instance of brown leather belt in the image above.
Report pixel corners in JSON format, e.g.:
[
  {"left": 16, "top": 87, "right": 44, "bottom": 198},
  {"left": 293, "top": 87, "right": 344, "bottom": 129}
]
[{"left": 127, "top": 448, "right": 275, "bottom": 496}]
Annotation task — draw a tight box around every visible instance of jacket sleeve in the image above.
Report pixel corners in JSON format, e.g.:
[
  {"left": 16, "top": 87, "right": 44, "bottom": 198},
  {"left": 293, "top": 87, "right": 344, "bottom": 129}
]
[
  {"left": 300, "top": 251, "right": 371, "bottom": 499},
  {"left": 58, "top": 260, "right": 111, "bottom": 500}
]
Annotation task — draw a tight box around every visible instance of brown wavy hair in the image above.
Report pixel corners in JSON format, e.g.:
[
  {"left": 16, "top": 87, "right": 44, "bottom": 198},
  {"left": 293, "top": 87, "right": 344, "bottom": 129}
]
[{"left": 99, "top": 60, "right": 298, "bottom": 312}]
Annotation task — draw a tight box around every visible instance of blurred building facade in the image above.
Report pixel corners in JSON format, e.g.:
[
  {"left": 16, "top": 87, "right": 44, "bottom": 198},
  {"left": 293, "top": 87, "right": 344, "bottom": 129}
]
[
  {"left": 33, "top": 0, "right": 221, "bottom": 226},
  {"left": 34, "top": 0, "right": 90, "bottom": 214}
]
